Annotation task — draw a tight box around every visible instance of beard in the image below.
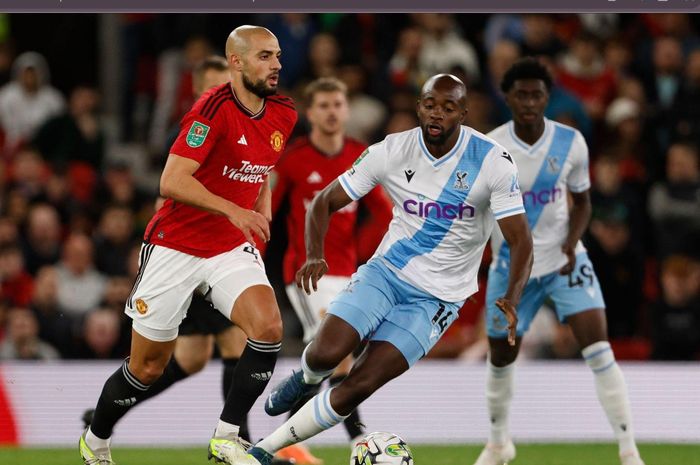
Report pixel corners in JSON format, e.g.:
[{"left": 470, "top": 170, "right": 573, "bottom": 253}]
[
  {"left": 242, "top": 72, "right": 278, "bottom": 98},
  {"left": 421, "top": 123, "right": 457, "bottom": 146}
]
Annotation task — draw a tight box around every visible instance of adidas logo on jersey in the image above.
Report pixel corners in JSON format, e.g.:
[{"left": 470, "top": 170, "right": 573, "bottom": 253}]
[
  {"left": 238, "top": 134, "right": 248, "bottom": 145},
  {"left": 307, "top": 171, "right": 322, "bottom": 183},
  {"left": 251, "top": 371, "right": 272, "bottom": 381}
]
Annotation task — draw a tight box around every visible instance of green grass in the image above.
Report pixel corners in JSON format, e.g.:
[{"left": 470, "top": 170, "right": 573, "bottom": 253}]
[{"left": 1, "top": 444, "right": 699, "bottom": 465}]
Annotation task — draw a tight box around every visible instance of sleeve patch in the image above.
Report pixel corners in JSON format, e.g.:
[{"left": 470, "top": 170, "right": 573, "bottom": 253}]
[{"left": 186, "top": 121, "right": 210, "bottom": 147}]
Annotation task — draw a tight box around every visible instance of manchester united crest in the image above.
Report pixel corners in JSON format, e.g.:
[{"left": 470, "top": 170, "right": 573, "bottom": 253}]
[
  {"left": 135, "top": 298, "right": 148, "bottom": 315},
  {"left": 270, "top": 130, "right": 284, "bottom": 152}
]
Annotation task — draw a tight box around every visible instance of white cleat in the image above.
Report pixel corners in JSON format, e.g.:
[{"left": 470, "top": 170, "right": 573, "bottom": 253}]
[
  {"left": 473, "top": 440, "right": 516, "bottom": 465},
  {"left": 620, "top": 453, "right": 645, "bottom": 465}
]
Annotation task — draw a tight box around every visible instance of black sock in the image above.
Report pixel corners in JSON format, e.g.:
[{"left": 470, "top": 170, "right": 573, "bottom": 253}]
[
  {"left": 138, "top": 357, "right": 189, "bottom": 401},
  {"left": 330, "top": 375, "right": 365, "bottom": 440},
  {"left": 222, "top": 357, "right": 249, "bottom": 441},
  {"left": 220, "top": 339, "right": 280, "bottom": 427},
  {"left": 90, "top": 359, "right": 151, "bottom": 439}
]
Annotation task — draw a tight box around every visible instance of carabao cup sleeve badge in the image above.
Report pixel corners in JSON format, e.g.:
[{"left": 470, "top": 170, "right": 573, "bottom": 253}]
[{"left": 186, "top": 121, "right": 210, "bottom": 147}]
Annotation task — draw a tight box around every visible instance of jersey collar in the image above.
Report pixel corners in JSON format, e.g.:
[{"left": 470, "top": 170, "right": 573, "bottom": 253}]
[
  {"left": 507, "top": 118, "right": 552, "bottom": 154},
  {"left": 230, "top": 85, "right": 266, "bottom": 120},
  {"left": 417, "top": 126, "right": 466, "bottom": 167}
]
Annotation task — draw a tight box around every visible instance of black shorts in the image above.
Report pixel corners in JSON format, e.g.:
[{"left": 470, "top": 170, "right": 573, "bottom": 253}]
[{"left": 179, "top": 293, "right": 233, "bottom": 336}]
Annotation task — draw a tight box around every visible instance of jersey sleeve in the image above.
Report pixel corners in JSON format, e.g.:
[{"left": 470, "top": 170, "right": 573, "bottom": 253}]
[
  {"left": 337, "top": 141, "right": 387, "bottom": 201},
  {"left": 487, "top": 148, "right": 526, "bottom": 220},
  {"left": 169, "top": 109, "right": 222, "bottom": 165},
  {"left": 566, "top": 130, "right": 591, "bottom": 193}
]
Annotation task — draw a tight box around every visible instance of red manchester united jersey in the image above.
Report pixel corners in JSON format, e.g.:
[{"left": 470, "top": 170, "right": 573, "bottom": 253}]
[
  {"left": 145, "top": 83, "right": 297, "bottom": 257},
  {"left": 270, "top": 137, "right": 392, "bottom": 283}
]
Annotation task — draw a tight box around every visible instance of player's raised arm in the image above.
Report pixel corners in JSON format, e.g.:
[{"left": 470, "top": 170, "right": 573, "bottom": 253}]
[
  {"left": 160, "top": 153, "right": 270, "bottom": 245},
  {"left": 296, "top": 179, "right": 353, "bottom": 294},
  {"left": 495, "top": 213, "right": 533, "bottom": 345}
]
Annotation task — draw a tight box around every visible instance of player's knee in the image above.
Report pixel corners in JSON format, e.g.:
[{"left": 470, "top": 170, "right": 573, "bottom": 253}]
[
  {"left": 130, "top": 359, "right": 167, "bottom": 385},
  {"left": 178, "top": 353, "right": 209, "bottom": 374},
  {"left": 489, "top": 348, "right": 517, "bottom": 367},
  {"left": 306, "top": 344, "right": 345, "bottom": 372},
  {"left": 248, "top": 318, "right": 283, "bottom": 342}
]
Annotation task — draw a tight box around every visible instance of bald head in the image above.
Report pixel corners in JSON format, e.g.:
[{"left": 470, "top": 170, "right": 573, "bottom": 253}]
[
  {"left": 421, "top": 74, "right": 467, "bottom": 106},
  {"left": 226, "top": 25, "right": 277, "bottom": 60}
]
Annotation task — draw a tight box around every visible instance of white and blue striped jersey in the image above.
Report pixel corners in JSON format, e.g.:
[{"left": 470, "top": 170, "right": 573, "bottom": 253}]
[
  {"left": 488, "top": 118, "right": 590, "bottom": 278},
  {"left": 338, "top": 126, "right": 525, "bottom": 302}
]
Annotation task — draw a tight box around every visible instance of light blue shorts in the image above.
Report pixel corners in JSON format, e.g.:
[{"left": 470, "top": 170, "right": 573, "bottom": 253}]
[
  {"left": 327, "top": 259, "right": 464, "bottom": 366},
  {"left": 486, "top": 252, "right": 605, "bottom": 339}
]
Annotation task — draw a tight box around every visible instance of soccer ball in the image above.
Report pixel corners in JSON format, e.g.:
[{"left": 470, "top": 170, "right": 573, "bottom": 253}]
[{"left": 350, "top": 432, "right": 413, "bottom": 465}]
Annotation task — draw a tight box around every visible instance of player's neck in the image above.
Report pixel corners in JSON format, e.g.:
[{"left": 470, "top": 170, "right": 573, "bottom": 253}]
[
  {"left": 230, "top": 80, "right": 265, "bottom": 114},
  {"left": 309, "top": 129, "right": 344, "bottom": 156},
  {"left": 513, "top": 119, "right": 546, "bottom": 146}
]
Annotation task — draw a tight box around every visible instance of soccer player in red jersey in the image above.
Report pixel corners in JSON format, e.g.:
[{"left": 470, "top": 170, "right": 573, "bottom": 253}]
[
  {"left": 80, "top": 26, "right": 297, "bottom": 465},
  {"left": 265, "top": 77, "right": 392, "bottom": 465}
]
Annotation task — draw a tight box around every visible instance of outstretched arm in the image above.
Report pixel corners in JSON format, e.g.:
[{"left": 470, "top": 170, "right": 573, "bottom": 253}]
[
  {"left": 495, "top": 213, "right": 533, "bottom": 345},
  {"left": 296, "top": 179, "right": 353, "bottom": 294}
]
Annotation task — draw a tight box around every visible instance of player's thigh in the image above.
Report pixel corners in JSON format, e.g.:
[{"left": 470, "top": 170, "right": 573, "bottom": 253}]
[
  {"left": 174, "top": 334, "right": 214, "bottom": 374},
  {"left": 286, "top": 276, "right": 349, "bottom": 344},
  {"left": 546, "top": 253, "right": 606, "bottom": 326},
  {"left": 126, "top": 243, "right": 205, "bottom": 342},
  {"left": 375, "top": 298, "right": 463, "bottom": 367},
  {"left": 215, "top": 325, "right": 247, "bottom": 358},
  {"left": 325, "top": 261, "right": 397, "bottom": 344},
  {"left": 486, "top": 268, "right": 546, "bottom": 339}
]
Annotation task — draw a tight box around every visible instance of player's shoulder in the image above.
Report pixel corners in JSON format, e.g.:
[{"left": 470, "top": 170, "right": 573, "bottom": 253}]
[
  {"left": 547, "top": 118, "right": 588, "bottom": 154},
  {"left": 467, "top": 126, "right": 510, "bottom": 158},
  {"left": 381, "top": 126, "right": 420, "bottom": 153},
  {"left": 486, "top": 122, "right": 510, "bottom": 142},
  {"left": 190, "top": 83, "right": 232, "bottom": 122},
  {"left": 267, "top": 94, "right": 297, "bottom": 118},
  {"left": 276, "top": 135, "right": 311, "bottom": 166}
]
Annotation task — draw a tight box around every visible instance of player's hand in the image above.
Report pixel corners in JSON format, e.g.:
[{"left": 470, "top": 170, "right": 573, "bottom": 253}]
[
  {"left": 228, "top": 208, "right": 271, "bottom": 245},
  {"left": 495, "top": 297, "right": 518, "bottom": 346},
  {"left": 296, "top": 258, "right": 328, "bottom": 295},
  {"left": 559, "top": 242, "right": 577, "bottom": 275}
]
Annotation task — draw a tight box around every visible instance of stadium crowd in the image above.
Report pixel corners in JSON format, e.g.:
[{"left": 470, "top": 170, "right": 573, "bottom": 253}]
[{"left": 0, "top": 13, "right": 698, "bottom": 362}]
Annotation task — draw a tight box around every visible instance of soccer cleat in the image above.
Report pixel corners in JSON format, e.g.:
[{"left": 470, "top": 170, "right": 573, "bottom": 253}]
[
  {"left": 473, "top": 440, "right": 516, "bottom": 465},
  {"left": 79, "top": 429, "right": 115, "bottom": 465},
  {"left": 620, "top": 453, "right": 645, "bottom": 465},
  {"left": 265, "top": 370, "right": 316, "bottom": 416},
  {"left": 208, "top": 437, "right": 258, "bottom": 465},
  {"left": 248, "top": 446, "right": 275, "bottom": 465},
  {"left": 275, "top": 443, "right": 323, "bottom": 465}
]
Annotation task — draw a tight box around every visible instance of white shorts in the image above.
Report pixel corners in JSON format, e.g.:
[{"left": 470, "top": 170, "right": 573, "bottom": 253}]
[
  {"left": 125, "top": 242, "right": 270, "bottom": 342},
  {"left": 285, "top": 275, "right": 350, "bottom": 343}
]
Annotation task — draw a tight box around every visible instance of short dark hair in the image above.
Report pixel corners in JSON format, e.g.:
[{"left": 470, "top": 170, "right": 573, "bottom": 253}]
[
  {"left": 303, "top": 77, "right": 347, "bottom": 106},
  {"left": 500, "top": 57, "right": 553, "bottom": 93},
  {"left": 193, "top": 55, "right": 228, "bottom": 82}
]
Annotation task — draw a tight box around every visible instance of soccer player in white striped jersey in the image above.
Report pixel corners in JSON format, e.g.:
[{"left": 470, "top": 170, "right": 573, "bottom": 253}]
[
  {"left": 243, "top": 74, "right": 533, "bottom": 465},
  {"left": 474, "top": 58, "right": 645, "bottom": 465}
]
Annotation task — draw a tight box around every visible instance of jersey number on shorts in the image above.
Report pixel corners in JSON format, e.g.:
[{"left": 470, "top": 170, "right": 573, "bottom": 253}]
[
  {"left": 567, "top": 263, "right": 594, "bottom": 288},
  {"left": 431, "top": 303, "right": 453, "bottom": 334}
]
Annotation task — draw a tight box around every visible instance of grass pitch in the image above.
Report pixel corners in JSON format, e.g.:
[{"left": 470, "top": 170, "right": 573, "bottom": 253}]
[{"left": 1, "top": 443, "right": 698, "bottom": 465}]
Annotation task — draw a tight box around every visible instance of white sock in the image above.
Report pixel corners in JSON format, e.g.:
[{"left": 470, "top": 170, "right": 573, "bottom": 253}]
[
  {"left": 301, "top": 344, "right": 334, "bottom": 385},
  {"left": 86, "top": 428, "right": 111, "bottom": 452},
  {"left": 257, "top": 388, "right": 348, "bottom": 454},
  {"left": 582, "top": 341, "right": 638, "bottom": 457},
  {"left": 485, "top": 361, "right": 514, "bottom": 446},
  {"left": 214, "top": 420, "right": 240, "bottom": 440}
]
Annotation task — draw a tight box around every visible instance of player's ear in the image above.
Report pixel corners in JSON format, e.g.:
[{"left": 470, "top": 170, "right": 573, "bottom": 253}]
[{"left": 228, "top": 53, "right": 243, "bottom": 72}]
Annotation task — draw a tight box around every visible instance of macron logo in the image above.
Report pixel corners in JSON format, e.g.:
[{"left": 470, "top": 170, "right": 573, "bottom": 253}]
[{"left": 238, "top": 135, "right": 248, "bottom": 145}]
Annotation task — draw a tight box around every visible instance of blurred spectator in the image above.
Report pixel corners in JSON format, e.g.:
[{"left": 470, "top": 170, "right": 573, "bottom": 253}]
[
  {"left": 102, "top": 275, "right": 133, "bottom": 311},
  {"left": 338, "top": 64, "right": 386, "bottom": 143},
  {"left": 603, "top": 97, "right": 653, "bottom": 183},
  {"left": 93, "top": 204, "right": 136, "bottom": 276},
  {"left": 263, "top": 14, "right": 317, "bottom": 89},
  {"left": 587, "top": 202, "right": 645, "bottom": 338},
  {"left": 380, "top": 111, "right": 418, "bottom": 138},
  {"left": 651, "top": 255, "right": 700, "bottom": 360},
  {"left": 55, "top": 233, "right": 107, "bottom": 317},
  {"left": 0, "top": 307, "right": 60, "bottom": 360},
  {"left": 519, "top": 14, "right": 565, "bottom": 58},
  {"left": 413, "top": 13, "right": 480, "bottom": 84},
  {"left": 557, "top": 32, "right": 617, "bottom": 121},
  {"left": 604, "top": 38, "right": 633, "bottom": 79},
  {"left": 33, "top": 85, "right": 105, "bottom": 169},
  {"left": 647, "top": 142, "right": 700, "bottom": 258},
  {"left": 669, "top": 49, "right": 700, "bottom": 144},
  {"left": 95, "top": 160, "right": 151, "bottom": 211},
  {"left": 465, "top": 87, "right": 497, "bottom": 134},
  {"left": 72, "top": 308, "right": 123, "bottom": 359},
  {"left": 0, "top": 243, "right": 33, "bottom": 307},
  {"left": 148, "top": 35, "right": 213, "bottom": 155},
  {"left": 29, "top": 266, "right": 73, "bottom": 356},
  {"left": 9, "top": 147, "right": 48, "bottom": 201},
  {"left": 299, "top": 32, "right": 340, "bottom": 87},
  {"left": 486, "top": 40, "right": 521, "bottom": 124},
  {"left": 0, "top": 51, "right": 65, "bottom": 154},
  {"left": 20, "top": 203, "right": 62, "bottom": 275},
  {"left": 388, "top": 26, "right": 426, "bottom": 92},
  {"left": 0, "top": 215, "right": 18, "bottom": 246}
]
